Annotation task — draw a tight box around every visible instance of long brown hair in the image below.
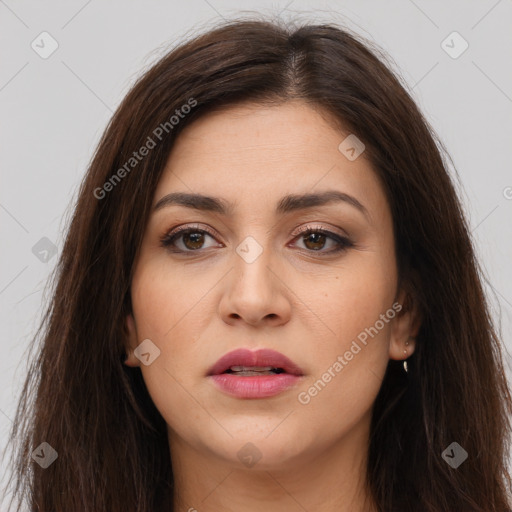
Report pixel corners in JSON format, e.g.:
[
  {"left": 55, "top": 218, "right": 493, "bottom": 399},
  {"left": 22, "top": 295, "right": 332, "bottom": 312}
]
[{"left": 4, "top": 17, "right": 512, "bottom": 512}]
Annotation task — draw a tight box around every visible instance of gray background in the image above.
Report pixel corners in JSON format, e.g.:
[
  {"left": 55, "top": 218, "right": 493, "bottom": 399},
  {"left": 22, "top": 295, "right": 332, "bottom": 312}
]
[{"left": 1, "top": 0, "right": 511, "bottom": 509}]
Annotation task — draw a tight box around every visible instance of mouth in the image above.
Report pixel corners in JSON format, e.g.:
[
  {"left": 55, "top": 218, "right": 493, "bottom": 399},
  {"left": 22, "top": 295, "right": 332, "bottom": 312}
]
[
  {"left": 207, "top": 348, "right": 304, "bottom": 377},
  {"left": 207, "top": 348, "right": 304, "bottom": 399}
]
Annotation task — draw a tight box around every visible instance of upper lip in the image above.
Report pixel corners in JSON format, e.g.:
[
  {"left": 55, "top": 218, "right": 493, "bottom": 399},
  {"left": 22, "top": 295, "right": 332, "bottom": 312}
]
[{"left": 207, "top": 348, "right": 304, "bottom": 376}]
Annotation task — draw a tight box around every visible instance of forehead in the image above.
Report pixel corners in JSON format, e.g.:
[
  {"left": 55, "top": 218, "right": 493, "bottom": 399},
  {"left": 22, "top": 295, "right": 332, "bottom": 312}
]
[{"left": 153, "top": 101, "right": 388, "bottom": 219}]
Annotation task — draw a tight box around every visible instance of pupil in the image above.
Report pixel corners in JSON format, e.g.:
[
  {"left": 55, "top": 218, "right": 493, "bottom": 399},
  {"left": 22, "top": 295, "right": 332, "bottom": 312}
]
[
  {"left": 184, "top": 232, "right": 203, "bottom": 250},
  {"left": 305, "top": 233, "right": 325, "bottom": 250}
]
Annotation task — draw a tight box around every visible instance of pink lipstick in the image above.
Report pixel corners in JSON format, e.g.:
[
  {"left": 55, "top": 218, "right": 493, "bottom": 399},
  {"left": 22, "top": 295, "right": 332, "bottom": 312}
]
[{"left": 207, "top": 348, "right": 304, "bottom": 399}]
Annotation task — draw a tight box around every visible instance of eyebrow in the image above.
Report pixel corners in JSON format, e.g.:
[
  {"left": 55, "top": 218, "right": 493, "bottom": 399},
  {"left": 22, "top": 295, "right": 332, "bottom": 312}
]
[{"left": 153, "top": 190, "right": 369, "bottom": 219}]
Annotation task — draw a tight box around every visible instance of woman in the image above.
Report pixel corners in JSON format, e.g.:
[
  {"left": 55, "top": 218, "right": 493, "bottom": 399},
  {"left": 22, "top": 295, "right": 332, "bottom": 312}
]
[{"left": 5, "top": 17, "right": 512, "bottom": 512}]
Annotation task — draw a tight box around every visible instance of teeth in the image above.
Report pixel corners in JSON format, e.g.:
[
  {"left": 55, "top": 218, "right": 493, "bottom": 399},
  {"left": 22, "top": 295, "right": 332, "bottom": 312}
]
[
  {"left": 225, "top": 365, "right": 285, "bottom": 376},
  {"left": 230, "top": 365, "right": 274, "bottom": 372},
  {"left": 231, "top": 370, "right": 276, "bottom": 376}
]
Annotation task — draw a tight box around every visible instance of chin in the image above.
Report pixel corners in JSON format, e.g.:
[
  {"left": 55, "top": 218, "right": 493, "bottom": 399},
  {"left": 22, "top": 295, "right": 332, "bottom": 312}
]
[{"left": 205, "top": 425, "right": 312, "bottom": 470}]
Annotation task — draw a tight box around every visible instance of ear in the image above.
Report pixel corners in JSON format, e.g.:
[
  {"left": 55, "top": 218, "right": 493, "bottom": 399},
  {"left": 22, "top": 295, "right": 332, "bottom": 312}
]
[
  {"left": 123, "top": 313, "right": 141, "bottom": 368},
  {"left": 389, "top": 286, "right": 422, "bottom": 361}
]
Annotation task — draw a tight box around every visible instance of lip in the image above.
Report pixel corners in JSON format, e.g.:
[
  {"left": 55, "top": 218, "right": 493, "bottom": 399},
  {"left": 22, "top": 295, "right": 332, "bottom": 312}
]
[
  {"left": 207, "top": 348, "right": 304, "bottom": 376},
  {"left": 207, "top": 348, "right": 305, "bottom": 399}
]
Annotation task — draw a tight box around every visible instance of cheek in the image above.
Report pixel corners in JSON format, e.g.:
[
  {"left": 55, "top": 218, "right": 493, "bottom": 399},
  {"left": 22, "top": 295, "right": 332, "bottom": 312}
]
[
  {"left": 130, "top": 258, "right": 209, "bottom": 343},
  {"left": 129, "top": 257, "right": 216, "bottom": 380},
  {"left": 129, "top": 265, "right": 209, "bottom": 438},
  {"left": 296, "top": 286, "right": 395, "bottom": 436},
  {"left": 297, "top": 253, "right": 397, "bottom": 422},
  {"left": 313, "top": 255, "right": 396, "bottom": 352}
]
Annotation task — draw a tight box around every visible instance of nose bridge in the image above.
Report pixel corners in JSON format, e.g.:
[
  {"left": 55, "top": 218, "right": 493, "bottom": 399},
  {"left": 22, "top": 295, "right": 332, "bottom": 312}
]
[
  {"left": 233, "top": 233, "right": 272, "bottom": 295},
  {"left": 219, "top": 231, "right": 288, "bottom": 326}
]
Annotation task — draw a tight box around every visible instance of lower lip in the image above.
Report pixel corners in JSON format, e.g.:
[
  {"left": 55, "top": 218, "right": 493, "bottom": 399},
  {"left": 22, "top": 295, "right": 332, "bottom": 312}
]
[{"left": 209, "top": 373, "right": 302, "bottom": 398}]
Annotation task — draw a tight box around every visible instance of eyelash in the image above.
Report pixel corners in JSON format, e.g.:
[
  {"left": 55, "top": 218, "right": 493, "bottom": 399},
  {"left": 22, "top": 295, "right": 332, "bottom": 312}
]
[{"left": 159, "top": 223, "right": 354, "bottom": 256}]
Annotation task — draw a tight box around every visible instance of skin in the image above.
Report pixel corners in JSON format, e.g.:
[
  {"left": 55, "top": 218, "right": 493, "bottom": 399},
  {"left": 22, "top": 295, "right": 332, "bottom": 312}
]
[{"left": 124, "top": 100, "right": 421, "bottom": 512}]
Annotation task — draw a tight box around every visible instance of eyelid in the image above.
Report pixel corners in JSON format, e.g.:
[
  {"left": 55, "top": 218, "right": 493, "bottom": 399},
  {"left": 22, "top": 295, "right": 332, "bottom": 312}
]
[
  {"left": 292, "top": 223, "right": 348, "bottom": 239},
  {"left": 163, "top": 222, "right": 348, "bottom": 240},
  {"left": 165, "top": 223, "right": 218, "bottom": 240}
]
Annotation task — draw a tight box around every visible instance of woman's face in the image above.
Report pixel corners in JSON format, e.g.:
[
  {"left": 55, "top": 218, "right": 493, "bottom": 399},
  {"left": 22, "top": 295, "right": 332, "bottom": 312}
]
[{"left": 124, "top": 100, "right": 417, "bottom": 471}]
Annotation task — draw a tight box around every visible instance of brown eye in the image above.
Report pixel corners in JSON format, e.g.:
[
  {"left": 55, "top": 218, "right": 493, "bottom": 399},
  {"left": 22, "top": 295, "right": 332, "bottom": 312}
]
[
  {"left": 292, "top": 227, "right": 354, "bottom": 255},
  {"left": 181, "top": 231, "right": 206, "bottom": 250},
  {"left": 160, "top": 226, "right": 220, "bottom": 253},
  {"left": 302, "top": 232, "right": 328, "bottom": 251}
]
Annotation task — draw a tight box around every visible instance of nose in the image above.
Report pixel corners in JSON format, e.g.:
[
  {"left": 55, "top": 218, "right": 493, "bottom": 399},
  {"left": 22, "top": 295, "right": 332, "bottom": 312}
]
[{"left": 218, "top": 239, "right": 292, "bottom": 328}]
